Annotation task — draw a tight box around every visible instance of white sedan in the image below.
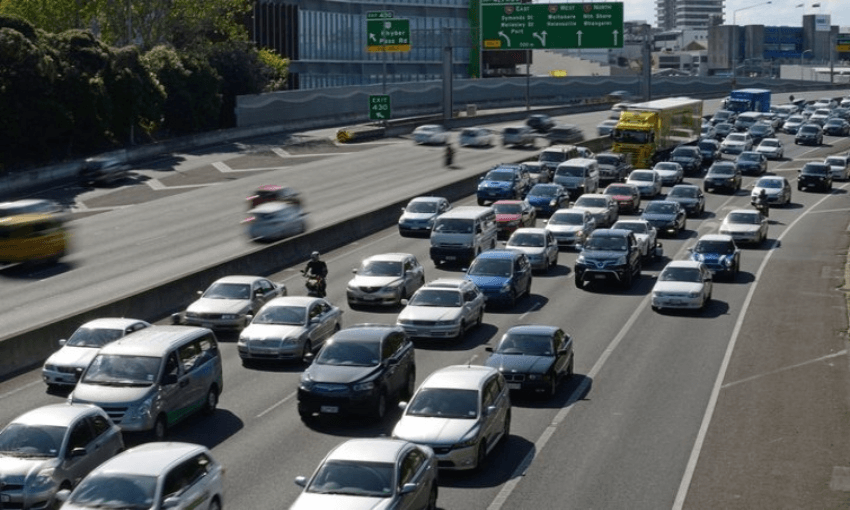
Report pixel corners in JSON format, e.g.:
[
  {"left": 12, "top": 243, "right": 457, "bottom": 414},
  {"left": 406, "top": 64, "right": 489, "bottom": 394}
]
[
  {"left": 459, "top": 127, "right": 496, "bottom": 147},
  {"left": 177, "top": 275, "right": 286, "bottom": 330},
  {"left": 651, "top": 260, "right": 713, "bottom": 311},
  {"left": 755, "top": 137, "right": 784, "bottom": 160},
  {"left": 719, "top": 209, "right": 769, "bottom": 246},
  {"left": 720, "top": 132, "right": 753, "bottom": 154},
  {"left": 413, "top": 124, "right": 450, "bottom": 145},
  {"left": 611, "top": 219, "right": 660, "bottom": 259}
]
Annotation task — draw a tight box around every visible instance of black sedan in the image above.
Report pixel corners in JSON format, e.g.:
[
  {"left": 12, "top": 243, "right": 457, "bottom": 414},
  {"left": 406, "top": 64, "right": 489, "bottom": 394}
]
[
  {"left": 704, "top": 162, "right": 742, "bottom": 193},
  {"left": 747, "top": 122, "right": 775, "bottom": 145},
  {"left": 698, "top": 139, "right": 722, "bottom": 165},
  {"left": 668, "top": 146, "right": 703, "bottom": 175},
  {"left": 484, "top": 325, "right": 574, "bottom": 398},
  {"left": 526, "top": 114, "right": 556, "bottom": 133},
  {"left": 735, "top": 151, "right": 768, "bottom": 176},
  {"left": 714, "top": 122, "right": 735, "bottom": 140},
  {"left": 666, "top": 184, "right": 706, "bottom": 217},
  {"left": 640, "top": 200, "right": 687, "bottom": 237},
  {"left": 797, "top": 162, "right": 833, "bottom": 192},
  {"left": 823, "top": 118, "right": 850, "bottom": 137}
]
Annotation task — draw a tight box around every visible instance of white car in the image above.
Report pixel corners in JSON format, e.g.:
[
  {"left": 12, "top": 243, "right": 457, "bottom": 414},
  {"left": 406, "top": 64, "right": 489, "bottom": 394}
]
[
  {"left": 544, "top": 208, "right": 596, "bottom": 248},
  {"left": 392, "top": 365, "right": 511, "bottom": 471},
  {"left": 244, "top": 201, "right": 307, "bottom": 241},
  {"left": 347, "top": 252, "right": 426, "bottom": 307},
  {"left": 751, "top": 176, "right": 792, "bottom": 207},
  {"left": 396, "top": 279, "right": 485, "bottom": 340},
  {"left": 720, "top": 209, "right": 769, "bottom": 246},
  {"left": 651, "top": 161, "right": 684, "bottom": 186},
  {"left": 824, "top": 154, "right": 850, "bottom": 180},
  {"left": 755, "top": 137, "right": 784, "bottom": 160},
  {"left": 782, "top": 114, "right": 807, "bottom": 134},
  {"left": 626, "top": 169, "right": 663, "bottom": 198},
  {"left": 502, "top": 125, "right": 537, "bottom": 147},
  {"left": 505, "top": 227, "right": 559, "bottom": 271},
  {"left": 459, "top": 127, "right": 496, "bottom": 147},
  {"left": 42, "top": 318, "right": 151, "bottom": 389},
  {"left": 651, "top": 260, "right": 713, "bottom": 311},
  {"left": 808, "top": 108, "right": 831, "bottom": 126},
  {"left": 611, "top": 219, "right": 660, "bottom": 259},
  {"left": 177, "top": 275, "right": 286, "bottom": 331},
  {"left": 597, "top": 119, "right": 619, "bottom": 137},
  {"left": 720, "top": 132, "right": 753, "bottom": 155},
  {"left": 237, "top": 296, "right": 343, "bottom": 364},
  {"left": 412, "top": 124, "right": 450, "bottom": 145}
]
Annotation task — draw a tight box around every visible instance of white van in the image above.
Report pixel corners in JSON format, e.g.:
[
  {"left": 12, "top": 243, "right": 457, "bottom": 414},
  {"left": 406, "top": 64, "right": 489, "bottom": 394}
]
[
  {"left": 553, "top": 158, "right": 600, "bottom": 198},
  {"left": 430, "top": 206, "right": 497, "bottom": 265},
  {"left": 70, "top": 325, "right": 223, "bottom": 439}
]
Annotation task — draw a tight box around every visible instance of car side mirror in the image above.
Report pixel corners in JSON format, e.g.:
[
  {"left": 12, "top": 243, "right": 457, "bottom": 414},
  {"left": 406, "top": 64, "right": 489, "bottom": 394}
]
[
  {"left": 170, "top": 313, "right": 183, "bottom": 325},
  {"left": 69, "top": 446, "right": 87, "bottom": 458},
  {"left": 196, "top": 290, "right": 203, "bottom": 296},
  {"left": 294, "top": 476, "right": 308, "bottom": 488},
  {"left": 162, "top": 496, "right": 182, "bottom": 509},
  {"left": 59, "top": 338, "right": 67, "bottom": 346},
  {"left": 485, "top": 346, "right": 494, "bottom": 352},
  {"left": 55, "top": 489, "right": 71, "bottom": 504},
  {"left": 400, "top": 483, "right": 418, "bottom": 495},
  {"left": 484, "top": 405, "right": 498, "bottom": 416},
  {"left": 352, "top": 268, "right": 357, "bottom": 274}
]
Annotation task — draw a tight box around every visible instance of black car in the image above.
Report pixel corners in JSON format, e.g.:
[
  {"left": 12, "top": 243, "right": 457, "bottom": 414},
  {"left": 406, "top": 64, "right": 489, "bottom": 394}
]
[
  {"left": 747, "top": 122, "right": 775, "bottom": 144},
  {"left": 526, "top": 114, "right": 556, "bottom": 133},
  {"left": 484, "top": 325, "right": 574, "bottom": 397},
  {"left": 574, "top": 229, "right": 642, "bottom": 289},
  {"left": 668, "top": 146, "right": 703, "bottom": 175},
  {"left": 711, "top": 109, "right": 737, "bottom": 126},
  {"left": 640, "top": 200, "right": 687, "bottom": 237},
  {"left": 735, "top": 151, "right": 767, "bottom": 176},
  {"left": 795, "top": 124, "right": 824, "bottom": 145},
  {"left": 704, "top": 162, "right": 742, "bottom": 193},
  {"left": 714, "top": 122, "right": 735, "bottom": 140},
  {"left": 297, "top": 324, "right": 416, "bottom": 422},
  {"left": 797, "top": 162, "right": 833, "bottom": 192},
  {"left": 698, "top": 139, "right": 722, "bottom": 165},
  {"left": 823, "top": 118, "right": 850, "bottom": 136},
  {"left": 666, "top": 184, "right": 706, "bottom": 217}
]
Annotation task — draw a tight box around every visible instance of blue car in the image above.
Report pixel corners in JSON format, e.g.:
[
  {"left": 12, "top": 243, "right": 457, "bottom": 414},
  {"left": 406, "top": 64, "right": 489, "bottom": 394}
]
[
  {"left": 688, "top": 233, "right": 740, "bottom": 280},
  {"left": 476, "top": 165, "right": 531, "bottom": 205},
  {"left": 464, "top": 249, "right": 532, "bottom": 307},
  {"left": 525, "top": 183, "right": 570, "bottom": 216}
]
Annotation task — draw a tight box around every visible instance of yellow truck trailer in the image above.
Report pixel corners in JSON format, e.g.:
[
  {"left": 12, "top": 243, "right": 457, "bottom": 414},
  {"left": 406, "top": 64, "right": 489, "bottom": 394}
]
[{"left": 611, "top": 97, "right": 703, "bottom": 169}]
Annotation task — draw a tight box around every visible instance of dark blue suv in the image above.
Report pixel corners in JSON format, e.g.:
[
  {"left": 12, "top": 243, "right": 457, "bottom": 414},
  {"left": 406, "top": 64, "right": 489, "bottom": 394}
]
[
  {"left": 477, "top": 165, "right": 531, "bottom": 205},
  {"left": 464, "top": 249, "right": 532, "bottom": 307}
]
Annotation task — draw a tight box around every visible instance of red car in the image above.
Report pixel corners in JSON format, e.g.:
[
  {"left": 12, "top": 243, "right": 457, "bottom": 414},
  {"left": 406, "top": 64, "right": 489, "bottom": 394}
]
[
  {"left": 603, "top": 183, "right": 642, "bottom": 214},
  {"left": 492, "top": 200, "right": 536, "bottom": 239}
]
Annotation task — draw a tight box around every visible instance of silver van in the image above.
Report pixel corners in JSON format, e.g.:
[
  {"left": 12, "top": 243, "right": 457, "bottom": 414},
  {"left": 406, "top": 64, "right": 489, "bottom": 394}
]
[
  {"left": 70, "top": 326, "right": 223, "bottom": 440},
  {"left": 429, "top": 206, "right": 497, "bottom": 265},
  {"left": 553, "top": 158, "right": 600, "bottom": 198},
  {"left": 538, "top": 144, "right": 580, "bottom": 176}
]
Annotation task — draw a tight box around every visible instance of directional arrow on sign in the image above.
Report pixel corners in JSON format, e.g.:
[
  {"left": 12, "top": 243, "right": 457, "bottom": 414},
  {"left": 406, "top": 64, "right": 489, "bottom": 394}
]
[
  {"left": 499, "top": 31, "right": 511, "bottom": 46},
  {"left": 534, "top": 31, "right": 547, "bottom": 46},
  {"left": 613, "top": 30, "right": 619, "bottom": 46},
  {"left": 577, "top": 30, "right": 583, "bottom": 47}
]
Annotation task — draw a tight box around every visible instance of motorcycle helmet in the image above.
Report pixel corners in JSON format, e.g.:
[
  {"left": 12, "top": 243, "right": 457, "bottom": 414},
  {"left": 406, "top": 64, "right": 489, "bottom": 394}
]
[{"left": 310, "top": 251, "right": 320, "bottom": 261}]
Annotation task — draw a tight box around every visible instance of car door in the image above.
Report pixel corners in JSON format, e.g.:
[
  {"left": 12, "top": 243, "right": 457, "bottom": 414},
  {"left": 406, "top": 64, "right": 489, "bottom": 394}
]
[
  {"left": 481, "top": 375, "right": 510, "bottom": 447},
  {"left": 545, "top": 231, "right": 558, "bottom": 264},
  {"left": 463, "top": 287, "right": 484, "bottom": 324},
  {"left": 549, "top": 330, "right": 568, "bottom": 378},
  {"left": 396, "top": 447, "right": 433, "bottom": 510},
  {"left": 161, "top": 454, "right": 215, "bottom": 510},
  {"left": 61, "top": 416, "right": 100, "bottom": 485},
  {"left": 515, "top": 256, "right": 532, "bottom": 296},
  {"left": 404, "top": 257, "right": 425, "bottom": 297},
  {"left": 176, "top": 340, "right": 206, "bottom": 416}
]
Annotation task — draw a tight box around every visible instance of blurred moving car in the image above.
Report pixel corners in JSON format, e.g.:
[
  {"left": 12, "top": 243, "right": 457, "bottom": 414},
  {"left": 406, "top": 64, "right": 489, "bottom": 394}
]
[
  {"left": 243, "top": 200, "right": 307, "bottom": 241},
  {"left": 526, "top": 114, "right": 556, "bottom": 133},
  {"left": 751, "top": 176, "right": 792, "bottom": 207},
  {"left": 603, "top": 183, "right": 641, "bottom": 214},
  {"left": 56, "top": 442, "right": 224, "bottom": 510},
  {"left": 347, "top": 253, "right": 426, "bottom": 307},
  {"left": 719, "top": 209, "right": 769, "bottom": 245},
  {"left": 505, "top": 227, "right": 559, "bottom": 272},
  {"left": 80, "top": 155, "right": 131, "bottom": 185},
  {"left": 546, "top": 123, "right": 584, "bottom": 145},
  {"left": 688, "top": 234, "right": 740, "bottom": 279},
  {"left": 651, "top": 162, "right": 684, "bottom": 186},
  {"left": 245, "top": 185, "right": 301, "bottom": 210},
  {"left": 666, "top": 184, "right": 706, "bottom": 217},
  {"left": 392, "top": 365, "right": 511, "bottom": 471},
  {"left": 291, "top": 438, "right": 438, "bottom": 510},
  {"left": 176, "top": 275, "right": 286, "bottom": 331},
  {"left": 459, "top": 127, "right": 496, "bottom": 147},
  {"left": 502, "top": 125, "right": 537, "bottom": 147},
  {"left": 484, "top": 325, "right": 574, "bottom": 397},
  {"left": 651, "top": 261, "right": 713, "bottom": 312},
  {"left": 0, "top": 403, "right": 124, "bottom": 510},
  {"left": 398, "top": 196, "right": 451, "bottom": 237},
  {"left": 544, "top": 208, "right": 596, "bottom": 249},
  {"left": 238, "top": 296, "right": 343, "bottom": 364},
  {"left": 492, "top": 199, "right": 537, "bottom": 239},
  {"left": 413, "top": 125, "right": 450, "bottom": 145},
  {"left": 824, "top": 154, "right": 850, "bottom": 180},
  {"left": 42, "top": 318, "right": 151, "bottom": 389},
  {"left": 0, "top": 199, "right": 68, "bottom": 221},
  {"left": 597, "top": 119, "right": 619, "bottom": 137},
  {"left": 755, "top": 138, "right": 784, "bottom": 160},
  {"left": 396, "top": 279, "right": 485, "bottom": 341}
]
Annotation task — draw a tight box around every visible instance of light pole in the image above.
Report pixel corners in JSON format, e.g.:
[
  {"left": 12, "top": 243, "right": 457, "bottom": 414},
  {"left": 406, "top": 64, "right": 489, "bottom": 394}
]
[
  {"left": 731, "top": 1, "right": 772, "bottom": 85},
  {"left": 801, "top": 49, "right": 813, "bottom": 80}
]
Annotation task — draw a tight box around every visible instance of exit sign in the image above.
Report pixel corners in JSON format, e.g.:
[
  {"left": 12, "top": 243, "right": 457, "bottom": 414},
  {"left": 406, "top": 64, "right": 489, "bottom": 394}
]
[{"left": 369, "top": 95, "right": 391, "bottom": 120}]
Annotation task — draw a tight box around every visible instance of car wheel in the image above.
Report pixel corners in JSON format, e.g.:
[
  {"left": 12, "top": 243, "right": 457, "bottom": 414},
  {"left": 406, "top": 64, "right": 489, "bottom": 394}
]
[
  {"left": 575, "top": 274, "right": 584, "bottom": 288},
  {"left": 567, "top": 356, "right": 575, "bottom": 378},
  {"left": 373, "top": 390, "right": 388, "bottom": 422},
  {"left": 298, "top": 403, "right": 316, "bottom": 424},
  {"left": 402, "top": 369, "right": 416, "bottom": 400},
  {"left": 477, "top": 198, "right": 485, "bottom": 206},
  {"left": 300, "top": 340, "right": 313, "bottom": 364},
  {"left": 208, "top": 499, "right": 221, "bottom": 510},
  {"left": 501, "top": 411, "right": 512, "bottom": 444},
  {"left": 547, "top": 377, "right": 558, "bottom": 398},
  {"left": 524, "top": 280, "right": 532, "bottom": 298},
  {"left": 508, "top": 289, "right": 517, "bottom": 307},
  {"left": 475, "top": 440, "right": 488, "bottom": 471},
  {"left": 621, "top": 267, "right": 633, "bottom": 289},
  {"left": 475, "top": 308, "right": 484, "bottom": 328},
  {"left": 152, "top": 414, "right": 168, "bottom": 441},
  {"left": 427, "top": 484, "right": 439, "bottom": 510},
  {"left": 203, "top": 386, "right": 218, "bottom": 415},
  {"left": 456, "top": 320, "right": 467, "bottom": 340}
]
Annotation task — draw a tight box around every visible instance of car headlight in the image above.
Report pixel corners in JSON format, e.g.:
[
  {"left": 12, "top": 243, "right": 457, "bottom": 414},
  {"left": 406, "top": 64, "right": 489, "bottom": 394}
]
[
  {"left": 500, "top": 281, "right": 512, "bottom": 292},
  {"left": 281, "top": 337, "right": 298, "bottom": 346},
  {"left": 527, "top": 374, "right": 543, "bottom": 381},
  {"left": 383, "top": 281, "right": 404, "bottom": 291},
  {"left": 28, "top": 469, "right": 57, "bottom": 492},
  {"left": 576, "top": 255, "right": 586, "bottom": 264},
  {"left": 456, "top": 429, "right": 481, "bottom": 448},
  {"left": 134, "top": 395, "right": 154, "bottom": 420},
  {"left": 615, "top": 255, "right": 627, "bottom": 265},
  {"left": 549, "top": 199, "right": 557, "bottom": 207},
  {"left": 352, "top": 381, "right": 376, "bottom": 392},
  {"left": 300, "top": 373, "right": 314, "bottom": 390},
  {"left": 436, "top": 319, "right": 459, "bottom": 326},
  {"left": 688, "top": 291, "right": 701, "bottom": 298}
]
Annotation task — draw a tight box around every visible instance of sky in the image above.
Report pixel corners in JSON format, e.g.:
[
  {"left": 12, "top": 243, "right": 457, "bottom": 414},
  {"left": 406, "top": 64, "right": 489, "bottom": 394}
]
[{"left": 619, "top": 0, "right": 849, "bottom": 30}]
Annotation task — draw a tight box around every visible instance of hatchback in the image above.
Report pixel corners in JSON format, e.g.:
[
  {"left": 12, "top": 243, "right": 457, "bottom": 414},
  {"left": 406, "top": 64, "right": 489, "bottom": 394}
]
[
  {"left": 502, "top": 125, "right": 536, "bottom": 147},
  {"left": 464, "top": 249, "right": 532, "bottom": 307},
  {"left": 392, "top": 365, "right": 511, "bottom": 471},
  {"left": 459, "top": 127, "right": 495, "bottom": 147},
  {"left": 484, "top": 325, "right": 574, "bottom": 397},
  {"left": 413, "top": 125, "right": 449, "bottom": 145},
  {"left": 688, "top": 234, "right": 740, "bottom": 279}
]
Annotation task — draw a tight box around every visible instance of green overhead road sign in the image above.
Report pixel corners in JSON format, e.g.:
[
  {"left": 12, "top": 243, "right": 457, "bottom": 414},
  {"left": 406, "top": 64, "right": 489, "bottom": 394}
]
[
  {"left": 369, "top": 95, "right": 391, "bottom": 120},
  {"left": 367, "top": 15, "right": 411, "bottom": 53},
  {"left": 481, "top": 2, "right": 623, "bottom": 50}
]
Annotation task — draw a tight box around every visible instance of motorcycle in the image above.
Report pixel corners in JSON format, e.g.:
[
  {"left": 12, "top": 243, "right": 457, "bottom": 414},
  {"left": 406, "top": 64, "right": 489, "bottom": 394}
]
[
  {"left": 444, "top": 145, "right": 454, "bottom": 167},
  {"left": 751, "top": 196, "right": 769, "bottom": 218},
  {"left": 301, "top": 270, "right": 326, "bottom": 297}
]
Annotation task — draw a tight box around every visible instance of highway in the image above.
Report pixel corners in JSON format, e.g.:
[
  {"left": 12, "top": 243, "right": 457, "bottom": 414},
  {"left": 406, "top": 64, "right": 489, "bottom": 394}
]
[{"left": 1, "top": 92, "right": 849, "bottom": 509}]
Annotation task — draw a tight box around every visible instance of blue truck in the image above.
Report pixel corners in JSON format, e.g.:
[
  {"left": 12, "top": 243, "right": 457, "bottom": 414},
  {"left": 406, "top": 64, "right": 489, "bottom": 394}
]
[{"left": 723, "top": 88, "right": 771, "bottom": 114}]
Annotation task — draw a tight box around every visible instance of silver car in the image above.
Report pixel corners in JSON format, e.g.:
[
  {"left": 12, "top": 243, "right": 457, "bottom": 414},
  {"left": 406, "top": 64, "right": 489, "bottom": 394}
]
[
  {"left": 42, "top": 318, "right": 151, "bottom": 389},
  {"left": 238, "top": 296, "right": 343, "bottom": 364},
  {"left": 244, "top": 201, "right": 307, "bottom": 241},
  {"left": 459, "top": 127, "right": 495, "bottom": 147},
  {"left": 347, "top": 253, "right": 426, "bottom": 307},
  {"left": 544, "top": 208, "right": 596, "bottom": 248},
  {"left": 505, "top": 227, "right": 559, "bottom": 271},
  {"left": 291, "top": 438, "right": 438, "bottom": 510},
  {"left": 396, "top": 279, "right": 485, "bottom": 340},
  {"left": 398, "top": 196, "right": 451, "bottom": 237},
  {"left": 502, "top": 125, "right": 536, "bottom": 147},
  {"left": 572, "top": 193, "right": 619, "bottom": 228},
  {"left": 824, "top": 154, "right": 850, "bottom": 180},
  {"left": 720, "top": 209, "right": 769, "bottom": 246},
  {"left": 177, "top": 275, "right": 286, "bottom": 330},
  {"left": 651, "top": 162, "right": 684, "bottom": 186},
  {"left": 57, "top": 442, "right": 224, "bottom": 510},
  {"left": 0, "top": 404, "right": 124, "bottom": 510},
  {"left": 392, "top": 365, "right": 511, "bottom": 471},
  {"left": 626, "top": 169, "right": 662, "bottom": 198},
  {"left": 751, "top": 176, "right": 792, "bottom": 206},
  {"left": 412, "top": 124, "right": 449, "bottom": 145}
]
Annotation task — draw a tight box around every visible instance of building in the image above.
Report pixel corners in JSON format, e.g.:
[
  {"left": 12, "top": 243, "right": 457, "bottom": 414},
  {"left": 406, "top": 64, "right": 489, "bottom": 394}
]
[{"left": 657, "top": 0, "right": 723, "bottom": 32}]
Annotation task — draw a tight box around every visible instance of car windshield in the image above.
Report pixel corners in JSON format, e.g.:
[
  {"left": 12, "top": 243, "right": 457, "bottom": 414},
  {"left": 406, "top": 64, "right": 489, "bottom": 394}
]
[
  {"left": 714, "top": 111, "right": 731, "bottom": 120},
  {"left": 507, "top": 233, "right": 545, "bottom": 247},
  {"left": 504, "top": 127, "right": 523, "bottom": 135},
  {"left": 800, "top": 126, "right": 819, "bottom": 134},
  {"left": 654, "top": 163, "right": 679, "bottom": 171},
  {"left": 671, "top": 149, "right": 694, "bottom": 158},
  {"left": 727, "top": 212, "right": 761, "bottom": 224},
  {"left": 613, "top": 222, "right": 647, "bottom": 234},
  {"left": 306, "top": 460, "right": 394, "bottom": 497},
  {"left": 360, "top": 260, "right": 403, "bottom": 277},
  {"left": 660, "top": 267, "right": 702, "bottom": 283},
  {"left": 826, "top": 158, "right": 846, "bottom": 166},
  {"left": 738, "top": 153, "right": 759, "bottom": 161},
  {"left": 408, "top": 289, "right": 462, "bottom": 307},
  {"left": 528, "top": 185, "right": 558, "bottom": 197},
  {"left": 585, "top": 236, "right": 627, "bottom": 251},
  {"left": 0, "top": 423, "right": 65, "bottom": 457},
  {"left": 575, "top": 197, "right": 607, "bottom": 208},
  {"left": 630, "top": 172, "right": 654, "bottom": 182},
  {"left": 556, "top": 166, "right": 584, "bottom": 177},
  {"left": 202, "top": 282, "right": 251, "bottom": 300},
  {"left": 65, "top": 327, "right": 125, "bottom": 348},
  {"left": 315, "top": 340, "right": 379, "bottom": 367},
  {"left": 716, "top": 123, "right": 733, "bottom": 131},
  {"left": 416, "top": 126, "right": 440, "bottom": 134},
  {"left": 493, "top": 203, "right": 522, "bottom": 214},
  {"left": 826, "top": 119, "right": 843, "bottom": 126},
  {"left": 750, "top": 125, "right": 769, "bottom": 133},
  {"left": 540, "top": 152, "right": 568, "bottom": 163},
  {"left": 485, "top": 170, "right": 515, "bottom": 181},
  {"left": 669, "top": 187, "right": 698, "bottom": 198},
  {"left": 698, "top": 141, "right": 717, "bottom": 150},
  {"left": 406, "top": 388, "right": 479, "bottom": 418},
  {"left": 645, "top": 202, "right": 677, "bottom": 214},
  {"left": 253, "top": 305, "right": 306, "bottom": 325},
  {"left": 596, "top": 155, "right": 619, "bottom": 165},
  {"left": 468, "top": 258, "right": 513, "bottom": 277},
  {"left": 496, "top": 332, "right": 554, "bottom": 356},
  {"left": 709, "top": 165, "right": 735, "bottom": 176},
  {"left": 727, "top": 134, "right": 745, "bottom": 142},
  {"left": 787, "top": 116, "right": 804, "bottom": 123},
  {"left": 462, "top": 128, "right": 483, "bottom": 136},
  {"left": 81, "top": 354, "right": 160, "bottom": 386},
  {"left": 68, "top": 473, "right": 157, "bottom": 508},
  {"left": 760, "top": 140, "right": 780, "bottom": 147},
  {"left": 432, "top": 218, "right": 473, "bottom": 234},
  {"left": 406, "top": 201, "right": 437, "bottom": 214},
  {"left": 549, "top": 212, "right": 584, "bottom": 225},
  {"left": 802, "top": 164, "right": 829, "bottom": 175},
  {"left": 757, "top": 179, "right": 782, "bottom": 189},
  {"left": 695, "top": 240, "right": 735, "bottom": 254}
]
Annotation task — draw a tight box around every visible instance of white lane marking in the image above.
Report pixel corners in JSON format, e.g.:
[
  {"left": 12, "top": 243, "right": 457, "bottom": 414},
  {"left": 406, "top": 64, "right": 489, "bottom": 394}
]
[
  {"left": 256, "top": 390, "right": 297, "bottom": 418},
  {"left": 0, "top": 380, "right": 42, "bottom": 401},
  {"left": 721, "top": 350, "right": 847, "bottom": 390},
  {"left": 273, "top": 147, "right": 290, "bottom": 158},
  {"left": 671, "top": 183, "right": 846, "bottom": 510},
  {"left": 518, "top": 301, "right": 543, "bottom": 320}
]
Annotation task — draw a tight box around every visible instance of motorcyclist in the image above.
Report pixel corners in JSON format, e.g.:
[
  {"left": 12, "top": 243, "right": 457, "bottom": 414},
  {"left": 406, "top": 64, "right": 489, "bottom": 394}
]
[
  {"left": 303, "top": 251, "right": 328, "bottom": 297},
  {"left": 754, "top": 189, "right": 769, "bottom": 217},
  {"left": 444, "top": 144, "right": 455, "bottom": 167}
]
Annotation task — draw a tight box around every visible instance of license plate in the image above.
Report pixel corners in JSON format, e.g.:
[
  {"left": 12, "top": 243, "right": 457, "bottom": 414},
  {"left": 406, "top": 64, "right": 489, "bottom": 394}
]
[
  {"left": 446, "top": 256, "right": 456, "bottom": 261},
  {"left": 200, "top": 322, "right": 213, "bottom": 329},
  {"left": 320, "top": 406, "right": 339, "bottom": 414},
  {"left": 363, "top": 296, "right": 378, "bottom": 301},
  {"left": 2, "top": 494, "right": 10, "bottom": 502},
  {"left": 507, "top": 383, "right": 521, "bottom": 390},
  {"left": 594, "top": 274, "right": 606, "bottom": 279}
]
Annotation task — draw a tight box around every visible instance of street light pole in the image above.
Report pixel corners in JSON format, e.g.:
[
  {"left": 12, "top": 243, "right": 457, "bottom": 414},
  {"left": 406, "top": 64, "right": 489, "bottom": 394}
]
[
  {"left": 731, "top": 1, "right": 772, "bottom": 86},
  {"left": 801, "top": 49, "right": 813, "bottom": 80}
]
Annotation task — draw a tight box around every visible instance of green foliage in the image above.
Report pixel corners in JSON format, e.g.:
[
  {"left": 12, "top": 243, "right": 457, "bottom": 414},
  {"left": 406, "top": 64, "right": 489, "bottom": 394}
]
[
  {"left": 257, "top": 48, "right": 289, "bottom": 92},
  {"left": 0, "top": 0, "right": 94, "bottom": 34}
]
